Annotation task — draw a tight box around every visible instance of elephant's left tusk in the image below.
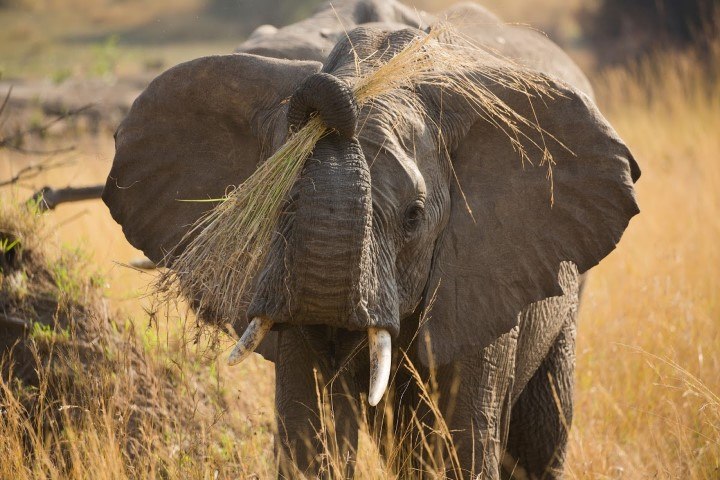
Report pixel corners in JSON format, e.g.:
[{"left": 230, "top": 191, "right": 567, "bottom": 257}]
[
  {"left": 228, "top": 317, "right": 274, "bottom": 366},
  {"left": 367, "top": 327, "right": 392, "bottom": 407}
]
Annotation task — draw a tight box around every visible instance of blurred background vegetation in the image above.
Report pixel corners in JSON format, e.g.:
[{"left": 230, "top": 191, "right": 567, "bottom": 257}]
[
  {"left": 0, "top": 0, "right": 717, "bottom": 80},
  {"left": 580, "top": 0, "right": 719, "bottom": 64}
]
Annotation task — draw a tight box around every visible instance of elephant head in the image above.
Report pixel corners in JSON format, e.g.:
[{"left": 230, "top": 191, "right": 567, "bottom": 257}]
[{"left": 103, "top": 27, "right": 639, "bottom": 404}]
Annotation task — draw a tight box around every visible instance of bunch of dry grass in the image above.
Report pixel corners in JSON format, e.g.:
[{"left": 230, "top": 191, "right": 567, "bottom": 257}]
[{"left": 158, "top": 24, "right": 557, "bottom": 335}]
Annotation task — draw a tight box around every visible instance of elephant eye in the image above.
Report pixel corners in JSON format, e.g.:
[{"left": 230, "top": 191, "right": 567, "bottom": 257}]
[{"left": 403, "top": 201, "right": 425, "bottom": 233}]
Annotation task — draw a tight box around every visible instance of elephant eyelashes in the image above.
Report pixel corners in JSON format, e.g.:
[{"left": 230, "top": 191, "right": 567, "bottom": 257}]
[{"left": 403, "top": 200, "right": 426, "bottom": 234}]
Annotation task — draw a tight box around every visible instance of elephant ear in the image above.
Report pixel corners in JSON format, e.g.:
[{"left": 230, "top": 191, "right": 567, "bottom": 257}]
[
  {"left": 103, "top": 54, "right": 322, "bottom": 264},
  {"left": 418, "top": 73, "right": 640, "bottom": 365}
]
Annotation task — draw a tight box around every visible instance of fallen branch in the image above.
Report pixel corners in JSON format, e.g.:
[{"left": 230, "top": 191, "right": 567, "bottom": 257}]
[
  {"left": 0, "top": 104, "right": 92, "bottom": 155},
  {"left": 0, "top": 314, "right": 31, "bottom": 330},
  {"left": 0, "top": 157, "right": 75, "bottom": 188},
  {"left": 0, "top": 86, "right": 93, "bottom": 155},
  {"left": 28, "top": 185, "right": 105, "bottom": 211}
]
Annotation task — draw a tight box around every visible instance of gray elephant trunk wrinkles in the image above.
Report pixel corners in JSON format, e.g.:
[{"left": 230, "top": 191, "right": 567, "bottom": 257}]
[
  {"left": 248, "top": 134, "right": 384, "bottom": 332},
  {"left": 250, "top": 71, "right": 386, "bottom": 332}
]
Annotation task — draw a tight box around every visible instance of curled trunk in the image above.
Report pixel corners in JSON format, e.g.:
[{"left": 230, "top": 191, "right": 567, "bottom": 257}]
[
  {"left": 248, "top": 134, "right": 376, "bottom": 329},
  {"left": 249, "top": 72, "right": 377, "bottom": 330}
]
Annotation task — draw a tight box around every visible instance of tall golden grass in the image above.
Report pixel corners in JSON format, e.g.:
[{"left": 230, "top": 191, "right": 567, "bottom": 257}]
[
  {"left": 1, "top": 33, "right": 718, "bottom": 480},
  {"left": 565, "top": 39, "right": 720, "bottom": 479},
  {"left": 0, "top": 200, "right": 276, "bottom": 480}
]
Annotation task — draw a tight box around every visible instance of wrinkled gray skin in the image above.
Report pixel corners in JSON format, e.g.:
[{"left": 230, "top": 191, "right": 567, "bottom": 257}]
[{"left": 103, "top": 1, "right": 640, "bottom": 478}]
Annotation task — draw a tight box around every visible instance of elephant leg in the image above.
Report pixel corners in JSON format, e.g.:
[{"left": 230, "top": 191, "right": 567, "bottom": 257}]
[
  {"left": 436, "top": 326, "right": 519, "bottom": 480},
  {"left": 504, "top": 319, "right": 577, "bottom": 479},
  {"left": 275, "top": 326, "right": 361, "bottom": 479}
]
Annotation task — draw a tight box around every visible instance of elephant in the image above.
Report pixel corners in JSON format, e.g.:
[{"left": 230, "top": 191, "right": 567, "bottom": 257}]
[{"left": 102, "top": 1, "right": 640, "bottom": 478}]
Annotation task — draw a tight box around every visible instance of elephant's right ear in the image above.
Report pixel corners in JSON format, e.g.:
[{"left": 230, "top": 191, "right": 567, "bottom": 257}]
[{"left": 103, "top": 54, "right": 322, "bottom": 264}]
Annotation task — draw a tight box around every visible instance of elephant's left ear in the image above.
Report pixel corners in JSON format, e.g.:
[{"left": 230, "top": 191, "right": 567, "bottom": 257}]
[{"left": 419, "top": 73, "right": 640, "bottom": 365}]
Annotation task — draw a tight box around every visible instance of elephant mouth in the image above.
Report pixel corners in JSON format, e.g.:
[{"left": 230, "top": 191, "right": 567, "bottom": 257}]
[
  {"left": 241, "top": 232, "right": 395, "bottom": 407},
  {"left": 228, "top": 316, "right": 392, "bottom": 407}
]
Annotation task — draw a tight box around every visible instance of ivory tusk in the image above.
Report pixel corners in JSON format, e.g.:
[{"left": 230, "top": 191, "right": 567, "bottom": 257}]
[
  {"left": 367, "top": 327, "right": 392, "bottom": 407},
  {"left": 228, "top": 317, "right": 274, "bottom": 366}
]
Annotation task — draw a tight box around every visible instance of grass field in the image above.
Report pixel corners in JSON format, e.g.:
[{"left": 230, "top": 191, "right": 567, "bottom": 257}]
[
  {"left": 564, "top": 41, "right": 720, "bottom": 479},
  {"left": 1, "top": 1, "right": 719, "bottom": 479}
]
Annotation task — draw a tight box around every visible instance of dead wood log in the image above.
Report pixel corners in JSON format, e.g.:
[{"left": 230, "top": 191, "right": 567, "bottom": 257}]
[{"left": 29, "top": 185, "right": 105, "bottom": 211}]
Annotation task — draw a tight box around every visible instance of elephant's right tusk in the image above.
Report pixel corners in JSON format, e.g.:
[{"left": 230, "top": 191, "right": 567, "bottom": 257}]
[
  {"left": 228, "top": 317, "right": 274, "bottom": 366},
  {"left": 367, "top": 327, "right": 392, "bottom": 407}
]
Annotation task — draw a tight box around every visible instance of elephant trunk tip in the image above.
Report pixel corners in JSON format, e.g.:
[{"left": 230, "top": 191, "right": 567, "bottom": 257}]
[{"left": 287, "top": 72, "right": 358, "bottom": 139}]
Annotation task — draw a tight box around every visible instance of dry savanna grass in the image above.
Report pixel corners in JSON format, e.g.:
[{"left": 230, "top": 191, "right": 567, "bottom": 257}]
[
  {"left": 564, "top": 40, "right": 720, "bottom": 479},
  {"left": 0, "top": 199, "right": 278, "bottom": 480},
  {"left": 0, "top": 19, "right": 719, "bottom": 480}
]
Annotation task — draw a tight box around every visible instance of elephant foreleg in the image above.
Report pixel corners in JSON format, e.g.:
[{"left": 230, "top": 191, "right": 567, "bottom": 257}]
[
  {"left": 504, "top": 319, "right": 577, "bottom": 479},
  {"left": 437, "top": 326, "right": 519, "bottom": 480},
  {"left": 275, "top": 326, "right": 361, "bottom": 479}
]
